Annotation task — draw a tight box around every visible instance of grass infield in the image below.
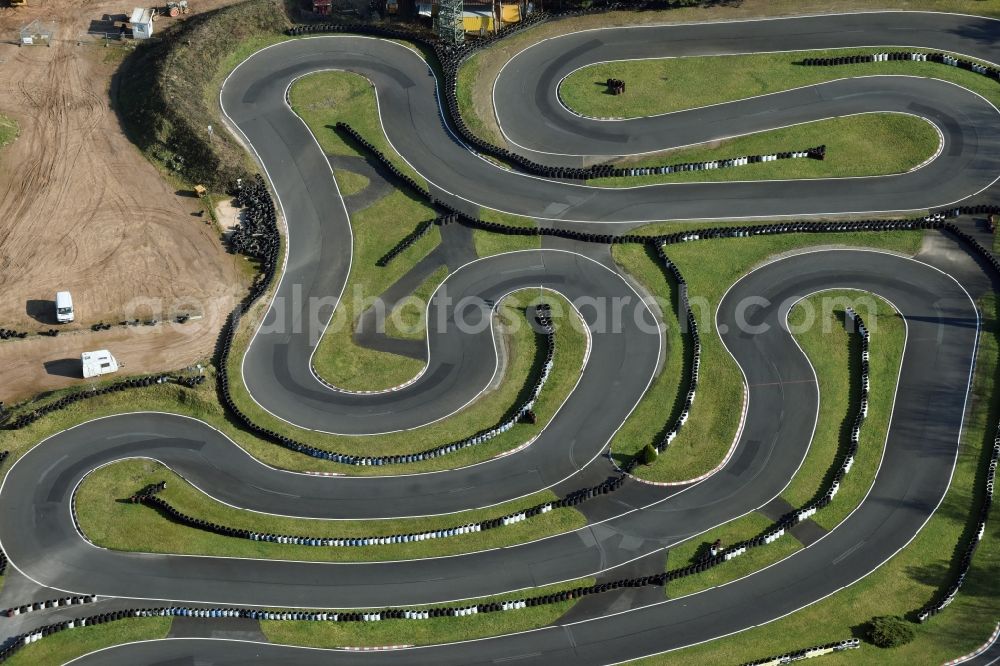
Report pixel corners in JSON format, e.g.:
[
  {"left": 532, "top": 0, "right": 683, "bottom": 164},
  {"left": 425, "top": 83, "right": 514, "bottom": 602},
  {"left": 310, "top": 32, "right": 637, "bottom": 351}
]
[
  {"left": 611, "top": 227, "right": 923, "bottom": 483},
  {"left": 587, "top": 114, "right": 939, "bottom": 187},
  {"left": 456, "top": 1, "right": 1000, "bottom": 152},
  {"left": 331, "top": 168, "right": 370, "bottom": 196},
  {"left": 473, "top": 209, "right": 542, "bottom": 256},
  {"left": 289, "top": 70, "right": 440, "bottom": 391},
  {"left": 259, "top": 576, "right": 595, "bottom": 648},
  {"left": 75, "top": 458, "right": 587, "bottom": 563},
  {"left": 663, "top": 291, "right": 905, "bottom": 598},
  {"left": 2, "top": 618, "right": 171, "bottom": 666},
  {"left": 636, "top": 293, "right": 999, "bottom": 664},
  {"left": 560, "top": 47, "right": 1000, "bottom": 121}
]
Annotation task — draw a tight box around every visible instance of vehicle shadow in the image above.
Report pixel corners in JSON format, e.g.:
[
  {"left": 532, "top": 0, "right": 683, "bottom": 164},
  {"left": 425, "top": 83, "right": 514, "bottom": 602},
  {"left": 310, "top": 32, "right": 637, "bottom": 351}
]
[
  {"left": 43, "top": 359, "right": 82, "bottom": 379},
  {"left": 26, "top": 299, "right": 57, "bottom": 325}
]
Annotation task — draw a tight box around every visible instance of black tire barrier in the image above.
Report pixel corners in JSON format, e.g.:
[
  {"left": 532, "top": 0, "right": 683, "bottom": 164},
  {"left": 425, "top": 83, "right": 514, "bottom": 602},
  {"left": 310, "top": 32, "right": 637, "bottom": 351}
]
[
  {"left": 217, "top": 272, "right": 558, "bottom": 467},
  {"left": 2, "top": 178, "right": 997, "bottom": 625},
  {"left": 124, "top": 481, "right": 167, "bottom": 504},
  {"left": 606, "top": 78, "right": 625, "bottom": 95},
  {"left": 654, "top": 310, "right": 871, "bottom": 580},
  {"left": 0, "top": 374, "right": 180, "bottom": 430},
  {"left": 0, "top": 328, "right": 28, "bottom": 340},
  {"left": 801, "top": 51, "right": 1000, "bottom": 83},
  {"left": 915, "top": 397, "right": 999, "bottom": 623},
  {"left": 334, "top": 123, "right": 432, "bottom": 199},
  {"left": 229, "top": 175, "right": 281, "bottom": 263},
  {"left": 375, "top": 217, "right": 436, "bottom": 267},
  {"left": 297, "top": 19, "right": 831, "bottom": 181},
  {"left": 603, "top": 146, "right": 826, "bottom": 180},
  {"left": 3, "top": 595, "right": 97, "bottom": 618},
  {"left": 340, "top": 118, "right": 825, "bottom": 183},
  {"left": 4, "top": 204, "right": 997, "bottom": 445},
  {"left": 911, "top": 216, "right": 1000, "bottom": 621},
  {"left": 741, "top": 638, "right": 861, "bottom": 665}
]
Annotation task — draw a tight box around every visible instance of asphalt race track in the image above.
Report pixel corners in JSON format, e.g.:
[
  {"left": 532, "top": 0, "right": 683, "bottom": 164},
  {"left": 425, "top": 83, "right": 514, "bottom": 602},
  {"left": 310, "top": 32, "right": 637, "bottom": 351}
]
[{"left": 1, "top": 10, "right": 997, "bottom": 665}]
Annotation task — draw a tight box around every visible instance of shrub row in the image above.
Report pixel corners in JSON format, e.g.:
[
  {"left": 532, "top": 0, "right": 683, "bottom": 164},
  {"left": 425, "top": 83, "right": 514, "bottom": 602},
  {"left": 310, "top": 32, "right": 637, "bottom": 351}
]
[{"left": 802, "top": 52, "right": 1000, "bottom": 81}]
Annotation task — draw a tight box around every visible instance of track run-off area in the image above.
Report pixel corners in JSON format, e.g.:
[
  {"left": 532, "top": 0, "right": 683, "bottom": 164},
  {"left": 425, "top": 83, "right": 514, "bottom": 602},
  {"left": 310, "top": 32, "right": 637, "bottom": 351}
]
[{"left": 1, "top": 9, "right": 999, "bottom": 665}]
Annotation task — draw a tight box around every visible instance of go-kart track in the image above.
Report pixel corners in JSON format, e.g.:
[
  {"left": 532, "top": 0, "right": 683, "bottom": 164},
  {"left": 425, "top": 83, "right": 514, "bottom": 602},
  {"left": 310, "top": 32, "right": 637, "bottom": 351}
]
[{"left": 1, "top": 10, "right": 998, "bottom": 665}]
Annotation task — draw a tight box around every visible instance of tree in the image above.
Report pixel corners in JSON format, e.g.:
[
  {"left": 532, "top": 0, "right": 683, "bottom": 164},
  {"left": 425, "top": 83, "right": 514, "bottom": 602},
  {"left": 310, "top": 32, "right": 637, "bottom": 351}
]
[
  {"left": 642, "top": 443, "right": 659, "bottom": 465},
  {"left": 869, "top": 615, "right": 915, "bottom": 648}
]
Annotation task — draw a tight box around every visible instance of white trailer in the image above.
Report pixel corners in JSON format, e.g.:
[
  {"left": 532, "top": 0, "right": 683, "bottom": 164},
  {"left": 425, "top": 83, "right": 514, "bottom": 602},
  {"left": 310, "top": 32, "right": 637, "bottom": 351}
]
[
  {"left": 55, "top": 291, "right": 74, "bottom": 323},
  {"left": 82, "top": 350, "right": 119, "bottom": 379}
]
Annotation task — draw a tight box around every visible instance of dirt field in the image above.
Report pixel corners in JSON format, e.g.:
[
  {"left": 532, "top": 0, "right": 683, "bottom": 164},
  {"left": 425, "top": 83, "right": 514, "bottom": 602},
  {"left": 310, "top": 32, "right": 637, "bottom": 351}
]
[{"left": 0, "top": 0, "right": 249, "bottom": 403}]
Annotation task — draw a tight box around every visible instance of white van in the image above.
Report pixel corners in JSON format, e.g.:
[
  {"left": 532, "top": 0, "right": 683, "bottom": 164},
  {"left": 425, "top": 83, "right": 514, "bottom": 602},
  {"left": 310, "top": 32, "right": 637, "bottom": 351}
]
[
  {"left": 55, "top": 291, "right": 74, "bottom": 323},
  {"left": 81, "top": 350, "right": 119, "bottom": 379}
]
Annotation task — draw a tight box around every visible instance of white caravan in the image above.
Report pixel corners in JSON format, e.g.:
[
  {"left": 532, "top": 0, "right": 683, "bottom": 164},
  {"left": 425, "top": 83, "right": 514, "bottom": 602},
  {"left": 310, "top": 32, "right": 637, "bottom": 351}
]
[{"left": 82, "top": 350, "right": 119, "bottom": 379}]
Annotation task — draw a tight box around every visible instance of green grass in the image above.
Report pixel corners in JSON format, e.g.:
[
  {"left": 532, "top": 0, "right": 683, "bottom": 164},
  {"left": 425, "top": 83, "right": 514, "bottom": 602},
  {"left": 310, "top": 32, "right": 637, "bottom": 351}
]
[
  {"left": 455, "top": 1, "right": 1000, "bottom": 153},
  {"left": 662, "top": 290, "right": 905, "bottom": 599},
  {"left": 474, "top": 209, "right": 542, "bottom": 256},
  {"left": 0, "top": 114, "right": 18, "bottom": 152},
  {"left": 610, "top": 228, "right": 924, "bottom": 482},
  {"left": 782, "top": 292, "right": 905, "bottom": 531},
  {"left": 666, "top": 512, "right": 802, "bottom": 599},
  {"left": 384, "top": 265, "right": 450, "bottom": 340},
  {"left": 308, "top": 188, "right": 442, "bottom": 391},
  {"left": 333, "top": 168, "right": 370, "bottom": 196},
  {"left": 289, "top": 69, "right": 426, "bottom": 190},
  {"left": 457, "top": 52, "right": 507, "bottom": 147},
  {"left": 561, "top": 47, "right": 1000, "bottom": 120},
  {"left": 588, "top": 114, "right": 939, "bottom": 187},
  {"left": 261, "top": 577, "right": 595, "bottom": 648},
  {"left": 609, "top": 244, "right": 686, "bottom": 469},
  {"left": 289, "top": 69, "right": 433, "bottom": 389},
  {"left": 223, "top": 289, "right": 589, "bottom": 474},
  {"left": 290, "top": 69, "right": 548, "bottom": 390},
  {"left": 632, "top": 293, "right": 999, "bottom": 664},
  {"left": 2, "top": 618, "right": 171, "bottom": 666},
  {"left": 75, "top": 458, "right": 587, "bottom": 563},
  {"left": 0, "top": 294, "right": 588, "bottom": 479}
]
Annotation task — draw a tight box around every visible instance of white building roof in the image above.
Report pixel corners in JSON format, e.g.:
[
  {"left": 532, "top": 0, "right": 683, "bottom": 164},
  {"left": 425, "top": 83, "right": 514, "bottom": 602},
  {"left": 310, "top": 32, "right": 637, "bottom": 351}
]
[{"left": 131, "top": 7, "right": 154, "bottom": 24}]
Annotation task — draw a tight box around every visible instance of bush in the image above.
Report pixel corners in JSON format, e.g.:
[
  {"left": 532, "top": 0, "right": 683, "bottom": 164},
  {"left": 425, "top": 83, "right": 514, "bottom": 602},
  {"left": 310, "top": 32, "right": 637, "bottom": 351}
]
[
  {"left": 642, "top": 443, "right": 658, "bottom": 465},
  {"left": 869, "top": 615, "right": 915, "bottom": 648}
]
